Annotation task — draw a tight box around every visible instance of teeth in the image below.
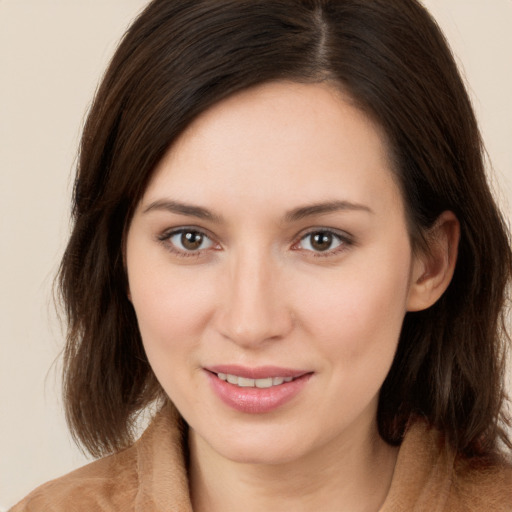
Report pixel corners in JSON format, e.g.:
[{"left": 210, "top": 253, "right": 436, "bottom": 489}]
[
  {"left": 216, "top": 373, "right": 296, "bottom": 388},
  {"left": 256, "top": 377, "right": 273, "bottom": 388},
  {"left": 238, "top": 377, "right": 255, "bottom": 387}
]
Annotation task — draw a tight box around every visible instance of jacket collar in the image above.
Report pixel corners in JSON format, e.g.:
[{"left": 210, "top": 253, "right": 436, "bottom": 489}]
[{"left": 133, "top": 405, "right": 455, "bottom": 511}]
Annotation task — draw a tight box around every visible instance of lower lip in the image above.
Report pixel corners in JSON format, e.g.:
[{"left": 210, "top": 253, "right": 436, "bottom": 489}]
[{"left": 206, "top": 371, "right": 312, "bottom": 414}]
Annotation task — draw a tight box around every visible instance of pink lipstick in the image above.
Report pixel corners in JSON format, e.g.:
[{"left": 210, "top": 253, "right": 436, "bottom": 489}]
[{"left": 205, "top": 365, "right": 312, "bottom": 414}]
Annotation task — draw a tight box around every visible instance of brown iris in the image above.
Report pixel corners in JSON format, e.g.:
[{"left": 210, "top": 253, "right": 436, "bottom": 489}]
[
  {"left": 181, "top": 231, "right": 204, "bottom": 250},
  {"left": 310, "top": 232, "right": 334, "bottom": 251}
]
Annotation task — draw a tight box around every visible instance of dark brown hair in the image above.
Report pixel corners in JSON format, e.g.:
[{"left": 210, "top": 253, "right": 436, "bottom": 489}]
[{"left": 59, "top": 0, "right": 512, "bottom": 459}]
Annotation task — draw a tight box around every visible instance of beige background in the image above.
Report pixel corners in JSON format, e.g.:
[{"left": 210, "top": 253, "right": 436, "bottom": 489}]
[{"left": 1, "top": 1, "right": 511, "bottom": 509}]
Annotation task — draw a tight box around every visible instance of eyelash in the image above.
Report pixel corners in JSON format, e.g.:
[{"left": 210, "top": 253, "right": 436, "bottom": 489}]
[
  {"left": 292, "top": 228, "right": 353, "bottom": 258},
  {"left": 157, "top": 227, "right": 353, "bottom": 258},
  {"left": 157, "top": 227, "right": 219, "bottom": 258}
]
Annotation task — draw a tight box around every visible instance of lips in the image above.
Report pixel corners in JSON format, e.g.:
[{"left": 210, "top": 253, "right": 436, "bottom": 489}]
[{"left": 205, "top": 365, "right": 312, "bottom": 414}]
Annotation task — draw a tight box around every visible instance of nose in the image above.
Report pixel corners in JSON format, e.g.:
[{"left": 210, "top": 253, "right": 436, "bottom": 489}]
[{"left": 214, "top": 249, "right": 294, "bottom": 347}]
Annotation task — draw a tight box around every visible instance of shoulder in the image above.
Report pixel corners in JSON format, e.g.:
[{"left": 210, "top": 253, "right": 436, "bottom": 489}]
[
  {"left": 447, "top": 455, "right": 512, "bottom": 511},
  {"left": 383, "top": 419, "right": 512, "bottom": 511},
  {"left": 9, "top": 445, "right": 139, "bottom": 511},
  {"left": 9, "top": 404, "right": 189, "bottom": 512}
]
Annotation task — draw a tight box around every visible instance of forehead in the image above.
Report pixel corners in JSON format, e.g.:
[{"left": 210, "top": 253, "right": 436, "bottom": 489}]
[{"left": 141, "top": 81, "right": 401, "bottom": 217}]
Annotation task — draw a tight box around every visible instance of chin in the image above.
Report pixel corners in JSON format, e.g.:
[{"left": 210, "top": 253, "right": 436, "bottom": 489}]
[{"left": 194, "top": 425, "right": 309, "bottom": 466}]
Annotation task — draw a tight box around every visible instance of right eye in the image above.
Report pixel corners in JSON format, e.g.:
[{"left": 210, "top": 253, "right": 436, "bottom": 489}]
[{"left": 159, "top": 228, "right": 217, "bottom": 256}]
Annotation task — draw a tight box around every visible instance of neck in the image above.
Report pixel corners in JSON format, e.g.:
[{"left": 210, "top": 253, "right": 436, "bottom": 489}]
[{"left": 188, "top": 417, "right": 398, "bottom": 512}]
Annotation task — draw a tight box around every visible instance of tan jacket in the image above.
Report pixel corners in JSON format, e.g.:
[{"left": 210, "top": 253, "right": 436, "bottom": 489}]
[{"left": 10, "top": 406, "right": 512, "bottom": 511}]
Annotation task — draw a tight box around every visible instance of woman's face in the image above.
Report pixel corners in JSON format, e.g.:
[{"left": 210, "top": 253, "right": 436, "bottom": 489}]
[{"left": 126, "top": 81, "right": 423, "bottom": 465}]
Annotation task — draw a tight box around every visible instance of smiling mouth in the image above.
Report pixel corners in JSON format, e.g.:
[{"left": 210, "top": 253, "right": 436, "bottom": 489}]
[
  {"left": 206, "top": 368, "right": 312, "bottom": 413},
  {"left": 216, "top": 373, "right": 295, "bottom": 388}
]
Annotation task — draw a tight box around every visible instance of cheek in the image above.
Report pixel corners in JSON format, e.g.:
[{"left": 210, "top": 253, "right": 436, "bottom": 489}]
[
  {"left": 128, "top": 265, "right": 220, "bottom": 402},
  {"left": 296, "top": 247, "right": 411, "bottom": 364},
  {"left": 129, "top": 263, "right": 217, "bottom": 357}
]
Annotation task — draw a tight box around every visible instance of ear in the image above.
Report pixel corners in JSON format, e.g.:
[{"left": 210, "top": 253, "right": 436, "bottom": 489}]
[{"left": 407, "top": 211, "right": 460, "bottom": 312}]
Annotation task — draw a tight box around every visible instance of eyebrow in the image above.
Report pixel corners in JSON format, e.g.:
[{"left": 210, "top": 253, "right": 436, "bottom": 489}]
[
  {"left": 143, "top": 199, "right": 224, "bottom": 223},
  {"left": 143, "top": 198, "right": 373, "bottom": 223},
  {"left": 284, "top": 200, "right": 373, "bottom": 222}
]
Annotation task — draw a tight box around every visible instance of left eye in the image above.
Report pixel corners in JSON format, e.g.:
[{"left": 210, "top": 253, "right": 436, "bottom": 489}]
[
  {"left": 297, "top": 231, "right": 345, "bottom": 253},
  {"left": 168, "top": 230, "right": 215, "bottom": 252}
]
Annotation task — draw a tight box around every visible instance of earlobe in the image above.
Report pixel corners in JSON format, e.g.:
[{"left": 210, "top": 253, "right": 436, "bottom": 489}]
[{"left": 406, "top": 211, "right": 460, "bottom": 312}]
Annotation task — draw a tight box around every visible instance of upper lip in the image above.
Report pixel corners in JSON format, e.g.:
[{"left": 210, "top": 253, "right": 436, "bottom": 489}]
[{"left": 205, "top": 365, "right": 310, "bottom": 380}]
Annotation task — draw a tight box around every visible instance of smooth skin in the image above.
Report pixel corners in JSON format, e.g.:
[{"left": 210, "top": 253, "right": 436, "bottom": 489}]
[{"left": 126, "top": 81, "right": 459, "bottom": 512}]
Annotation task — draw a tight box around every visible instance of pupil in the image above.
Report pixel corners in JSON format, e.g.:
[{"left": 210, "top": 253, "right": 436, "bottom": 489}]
[
  {"left": 182, "top": 231, "right": 203, "bottom": 250},
  {"left": 312, "top": 232, "right": 332, "bottom": 251}
]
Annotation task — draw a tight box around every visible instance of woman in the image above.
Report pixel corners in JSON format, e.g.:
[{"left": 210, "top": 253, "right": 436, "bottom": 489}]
[{"left": 11, "top": 0, "right": 512, "bottom": 510}]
